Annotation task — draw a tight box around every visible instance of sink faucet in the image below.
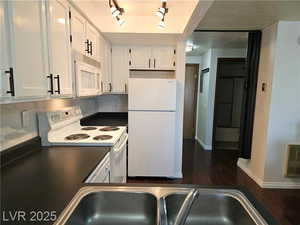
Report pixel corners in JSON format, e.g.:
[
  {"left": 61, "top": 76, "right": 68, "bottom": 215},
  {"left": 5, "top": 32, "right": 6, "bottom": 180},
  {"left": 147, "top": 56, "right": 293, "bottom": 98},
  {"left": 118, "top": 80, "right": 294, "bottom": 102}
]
[{"left": 173, "top": 189, "right": 199, "bottom": 225}]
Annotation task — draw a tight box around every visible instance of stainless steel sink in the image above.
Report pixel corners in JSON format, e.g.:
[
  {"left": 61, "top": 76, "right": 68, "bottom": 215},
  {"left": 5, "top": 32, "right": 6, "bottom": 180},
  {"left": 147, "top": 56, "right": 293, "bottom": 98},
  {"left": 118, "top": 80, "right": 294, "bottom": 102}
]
[
  {"left": 64, "top": 191, "right": 157, "bottom": 225},
  {"left": 164, "top": 192, "right": 258, "bottom": 225},
  {"left": 55, "top": 186, "right": 270, "bottom": 225}
]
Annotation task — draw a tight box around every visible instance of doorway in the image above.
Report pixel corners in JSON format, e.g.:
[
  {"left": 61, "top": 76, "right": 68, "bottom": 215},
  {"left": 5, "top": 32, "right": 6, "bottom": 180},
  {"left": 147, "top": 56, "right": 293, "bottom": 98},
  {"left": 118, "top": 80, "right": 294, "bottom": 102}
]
[
  {"left": 212, "top": 58, "right": 247, "bottom": 150},
  {"left": 183, "top": 64, "right": 199, "bottom": 139}
]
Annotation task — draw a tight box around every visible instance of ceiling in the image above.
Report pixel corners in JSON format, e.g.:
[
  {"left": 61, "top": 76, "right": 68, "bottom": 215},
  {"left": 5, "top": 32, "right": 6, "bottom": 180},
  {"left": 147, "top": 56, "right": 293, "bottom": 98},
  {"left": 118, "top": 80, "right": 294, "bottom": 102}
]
[
  {"left": 197, "top": 0, "right": 300, "bottom": 30},
  {"left": 186, "top": 31, "right": 248, "bottom": 56},
  {"left": 73, "top": 0, "right": 198, "bottom": 34}
]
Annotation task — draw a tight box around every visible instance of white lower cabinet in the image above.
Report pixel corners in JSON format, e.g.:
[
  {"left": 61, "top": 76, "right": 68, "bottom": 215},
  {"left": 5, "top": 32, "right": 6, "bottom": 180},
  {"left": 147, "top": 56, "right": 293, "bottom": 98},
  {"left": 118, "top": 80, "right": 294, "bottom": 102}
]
[
  {"left": 47, "top": 0, "right": 73, "bottom": 97},
  {"left": 111, "top": 46, "right": 129, "bottom": 93},
  {"left": 1, "top": 0, "right": 49, "bottom": 100},
  {"left": 85, "top": 153, "right": 110, "bottom": 183}
]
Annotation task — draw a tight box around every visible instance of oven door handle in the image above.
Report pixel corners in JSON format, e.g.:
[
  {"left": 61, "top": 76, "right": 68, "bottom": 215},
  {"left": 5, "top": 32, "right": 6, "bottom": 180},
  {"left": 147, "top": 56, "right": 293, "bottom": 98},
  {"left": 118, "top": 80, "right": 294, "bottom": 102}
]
[{"left": 113, "top": 134, "right": 128, "bottom": 153}]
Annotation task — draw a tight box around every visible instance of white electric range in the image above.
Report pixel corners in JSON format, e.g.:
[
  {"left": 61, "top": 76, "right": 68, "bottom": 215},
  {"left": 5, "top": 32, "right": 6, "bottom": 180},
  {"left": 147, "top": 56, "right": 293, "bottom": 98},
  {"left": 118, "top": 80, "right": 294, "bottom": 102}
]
[{"left": 38, "top": 106, "right": 127, "bottom": 183}]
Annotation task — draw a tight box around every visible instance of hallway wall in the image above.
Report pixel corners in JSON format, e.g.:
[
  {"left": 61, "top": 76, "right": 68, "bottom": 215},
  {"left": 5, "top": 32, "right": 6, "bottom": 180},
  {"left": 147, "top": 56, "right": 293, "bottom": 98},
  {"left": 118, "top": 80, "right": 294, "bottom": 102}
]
[{"left": 195, "top": 48, "right": 247, "bottom": 150}]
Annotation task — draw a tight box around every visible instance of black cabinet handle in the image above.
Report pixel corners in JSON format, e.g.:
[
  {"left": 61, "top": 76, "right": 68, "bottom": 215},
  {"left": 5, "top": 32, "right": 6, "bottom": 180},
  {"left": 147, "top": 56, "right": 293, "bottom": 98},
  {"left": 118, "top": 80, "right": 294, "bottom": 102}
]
[
  {"left": 47, "top": 74, "right": 54, "bottom": 94},
  {"left": 149, "top": 59, "right": 151, "bottom": 68},
  {"left": 54, "top": 75, "right": 61, "bottom": 94},
  {"left": 85, "top": 39, "right": 90, "bottom": 54},
  {"left": 89, "top": 41, "right": 93, "bottom": 55},
  {"left": 124, "top": 83, "right": 127, "bottom": 93},
  {"left": 154, "top": 59, "right": 156, "bottom": 68},
  {"left": 5, "top": 67, "right": 15, "bottom": 96},
  {"left": 101, "top": 81, "right": 103, "bottom": 92},
  {"left": 109, "top": 83, "right": 112, "bottom": 92}
]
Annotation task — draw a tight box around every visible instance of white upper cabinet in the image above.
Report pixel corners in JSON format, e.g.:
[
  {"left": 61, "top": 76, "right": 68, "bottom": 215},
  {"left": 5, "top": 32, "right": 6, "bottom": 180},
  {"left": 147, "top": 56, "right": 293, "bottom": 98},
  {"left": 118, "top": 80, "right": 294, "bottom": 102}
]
[
  {"left": 1, "top": 0, "right": 49, "bottom": 100},
  {"left": 70, "top": 8, "right": 86, "bottom": 55},
  {"left": 47, "top": 0, "right": 73, "bottom": 96},
  {"left": 70, "top": 8, "right": 100, "bottom": 61},
  {"left": 101, "top": 39, "right": 112, "bottom": 93},
  {"left": 152, "top": 46, "right": 176, "bottom": 70},
  {"left": 129, "top": 46, "right": 176, "bottom": 70},
  {"left": 86, "top": 23, "right": 99, "bottom": 61},
  {"left": 111, "top": 46, "right": 129, "bottom": 93},
  {"left": 129, "top": 47, "right": 152, "bottom": 70},
  {"left": 0, "top": 1, "right": 11, "bottom": 99},
  {"left": 76, "top": 62, "right": 99, "bottom": 97}
]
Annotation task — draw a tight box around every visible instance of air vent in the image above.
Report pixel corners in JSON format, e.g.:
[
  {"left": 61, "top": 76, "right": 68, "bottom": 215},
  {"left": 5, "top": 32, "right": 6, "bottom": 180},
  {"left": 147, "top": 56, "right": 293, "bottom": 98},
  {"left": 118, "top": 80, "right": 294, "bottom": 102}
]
[{"left": 285, "top": 144, "right": 300, "bottom": 177}]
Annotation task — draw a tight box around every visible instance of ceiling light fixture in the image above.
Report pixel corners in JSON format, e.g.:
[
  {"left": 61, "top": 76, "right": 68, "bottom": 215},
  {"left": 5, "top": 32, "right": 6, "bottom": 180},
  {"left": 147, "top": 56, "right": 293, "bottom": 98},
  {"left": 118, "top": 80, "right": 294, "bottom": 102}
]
[
  {"left": 109, "top": 0, "right": 125, "bottom": 26},
  {"left": 155, "top": 1, "right": 168, "bottom": 29},
  {"left": 157, "top": 19, "right": 166, "bottom": 30}
]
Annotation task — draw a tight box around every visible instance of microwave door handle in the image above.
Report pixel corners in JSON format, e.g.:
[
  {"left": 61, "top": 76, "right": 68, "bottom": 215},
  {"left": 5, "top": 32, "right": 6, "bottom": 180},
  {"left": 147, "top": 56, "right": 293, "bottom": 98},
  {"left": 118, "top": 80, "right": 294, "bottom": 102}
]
[{"left": 113, "top": 134, "right": 128, "bottom": 153}]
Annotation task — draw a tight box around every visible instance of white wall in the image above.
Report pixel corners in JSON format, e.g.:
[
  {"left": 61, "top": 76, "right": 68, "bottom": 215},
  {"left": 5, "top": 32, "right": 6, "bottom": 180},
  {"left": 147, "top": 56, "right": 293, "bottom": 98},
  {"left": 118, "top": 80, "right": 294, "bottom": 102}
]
[
  {"left": 195, "top": 50, "right": 211, "bottom": 149},
  {"left": 195, "top": 48, "right": 247, "bottom": 149},
  {"left": 238, "top": 21, "right": 300, "bottom": 189},
  {"left": 174, "top": 41, "right": 186, "bottom": 178},
  {"left": 0, "top": 98, "right": 98, "bottom": 151}
]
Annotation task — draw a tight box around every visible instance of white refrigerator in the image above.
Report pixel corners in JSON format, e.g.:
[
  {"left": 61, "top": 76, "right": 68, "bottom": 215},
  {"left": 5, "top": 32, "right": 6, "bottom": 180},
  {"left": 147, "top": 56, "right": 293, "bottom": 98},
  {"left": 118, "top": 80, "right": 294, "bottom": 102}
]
[{"left": 128, "top": 78, "right": 177, "bottom": 177}]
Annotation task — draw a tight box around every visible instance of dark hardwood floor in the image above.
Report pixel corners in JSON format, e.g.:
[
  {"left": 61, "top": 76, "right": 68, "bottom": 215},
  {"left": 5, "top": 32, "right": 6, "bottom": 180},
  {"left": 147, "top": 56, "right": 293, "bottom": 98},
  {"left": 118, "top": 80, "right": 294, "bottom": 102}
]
[{"left": 128, "top": 139, "right": 300, "bottom": 225}]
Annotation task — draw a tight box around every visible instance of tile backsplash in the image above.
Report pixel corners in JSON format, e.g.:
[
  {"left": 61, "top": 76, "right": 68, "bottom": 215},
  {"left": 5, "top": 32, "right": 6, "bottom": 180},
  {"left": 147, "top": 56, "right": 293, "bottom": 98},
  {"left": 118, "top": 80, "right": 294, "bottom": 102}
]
[
  {"left": 96, "top": 94, "right": 128, "bottom": 112},
  {"left": 0, "top": 97, "right": 98, "bottom": 151}
]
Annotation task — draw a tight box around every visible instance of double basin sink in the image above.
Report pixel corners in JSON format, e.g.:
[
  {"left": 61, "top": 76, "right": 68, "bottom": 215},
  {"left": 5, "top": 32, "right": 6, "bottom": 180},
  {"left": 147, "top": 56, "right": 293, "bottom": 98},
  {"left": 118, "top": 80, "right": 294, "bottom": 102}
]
[{"left": 54, "top": 186, "right": 271, "bottom": 225}]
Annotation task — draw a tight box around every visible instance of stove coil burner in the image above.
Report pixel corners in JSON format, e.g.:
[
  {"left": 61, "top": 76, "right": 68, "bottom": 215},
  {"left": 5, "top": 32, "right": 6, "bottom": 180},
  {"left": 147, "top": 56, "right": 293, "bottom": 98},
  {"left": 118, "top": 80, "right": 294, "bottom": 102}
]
[
  {"left": 93, "top": 135, "right": 113, "bottom": 141},
  {"left": 81, "top": 127, "right": 97, "bottom": 131},
  {"left": 65, "top": 134, "right": 90, "bottom": 140},
  {"left": 99, "top": 126, "right": 120, "bottom": 132}
]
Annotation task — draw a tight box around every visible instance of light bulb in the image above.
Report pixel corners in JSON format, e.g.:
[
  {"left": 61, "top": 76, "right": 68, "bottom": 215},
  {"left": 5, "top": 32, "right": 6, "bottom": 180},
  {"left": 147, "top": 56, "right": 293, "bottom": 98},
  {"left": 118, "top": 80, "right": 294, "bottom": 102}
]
[
  {"left": 117, "top": 18, "right": 125, "bottom": 26},
  {"left": 110, "top": 6, "right": 117, "bottom": 13},
  {"left": 155, "top": 11, "right": 164, "bottom": 19},
  {"left": 157, "top": 20, "right": 166, "bottom": 29},
  {"left": 112, "top": 9, "right": 120, "bottom": 17}
]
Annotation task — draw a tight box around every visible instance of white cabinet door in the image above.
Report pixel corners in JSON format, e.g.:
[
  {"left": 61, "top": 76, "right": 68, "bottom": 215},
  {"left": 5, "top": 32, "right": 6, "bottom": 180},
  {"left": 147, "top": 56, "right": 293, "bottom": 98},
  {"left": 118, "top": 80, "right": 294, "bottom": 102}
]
[
  {"left": 0, "top": 1, "right": 11, "bottom": 99},
  {"left": 70, "top": 8, "right": 86, "bottom": 55},
  {"left": 76, "top": 62, "right": 99, "bottom": 97},
  {"left": 47, "top": 0, "right": 73, "bottom": 96},
  {"left": 129, "top": 46, "right": 152, "bottom": 70},
  {"left": 111, "top": 46, "right": 129, "bottom": 93},
  {"left": 8, "top": 0, "right": 48, "bottom": 98},
  {"left": 86, "top": 23, "right": 99, "bottom": 61},
  {"left": 152, "top": 46, "right": 176, "bottom": 70},
  {"left": 102, "top": 40, "right": 112, "bottom": 92}
]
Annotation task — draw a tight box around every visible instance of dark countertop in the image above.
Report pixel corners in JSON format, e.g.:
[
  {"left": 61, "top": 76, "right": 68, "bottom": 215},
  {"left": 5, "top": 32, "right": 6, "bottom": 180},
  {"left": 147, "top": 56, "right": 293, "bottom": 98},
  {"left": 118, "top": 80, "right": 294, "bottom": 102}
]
[
  {"left": 81, "top": 112, "right": 128, "bottom": 127},
  {"left": 1, "top": 142, "right": 110, "bottom": 225}
]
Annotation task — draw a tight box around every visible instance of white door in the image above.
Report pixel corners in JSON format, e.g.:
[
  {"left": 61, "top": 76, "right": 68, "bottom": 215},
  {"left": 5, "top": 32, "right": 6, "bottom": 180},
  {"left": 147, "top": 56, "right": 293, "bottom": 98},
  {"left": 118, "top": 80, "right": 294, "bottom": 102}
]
[
  {"left": 70, "top": 8, "right": 86, "bottom": 55},
  {"left": 128, "top": 111, "right": 176, "bottom": 177},
  {"left": 47, "top": 0, "right": 72, "bottom": 96},
  {"left": 111, "top": 46, "right": 129, "bottom": 93},
  {"left": 129, "top": 46, "right": 152, "bottom": 70},
  {"left": 128, "top": 78, "right": 176, "bottom": 111},
  {"left": 152, "top": 46, "right": 176, "bottom": 70},
  {"left": 76, "top": 62, "right": 99, "bottom": 97},
  {"left": 8, "top": 0, "right": 48, "bottom": 98},
  {"left": 86, "top": 23, "right": 99, "bottom": 61},
  {"left": 0, "top": 1, "right": 11, "bottom": 99}
]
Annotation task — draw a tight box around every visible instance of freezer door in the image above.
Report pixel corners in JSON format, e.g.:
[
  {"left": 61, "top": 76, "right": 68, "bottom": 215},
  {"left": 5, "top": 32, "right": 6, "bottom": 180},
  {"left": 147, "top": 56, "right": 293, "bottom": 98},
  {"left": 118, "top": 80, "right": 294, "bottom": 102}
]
[
  {"left": 128, "top": 111, "right": 176, "bottom": 177},
  {"left": 128, "top": 78, "right": 176, "bottom": 111}
]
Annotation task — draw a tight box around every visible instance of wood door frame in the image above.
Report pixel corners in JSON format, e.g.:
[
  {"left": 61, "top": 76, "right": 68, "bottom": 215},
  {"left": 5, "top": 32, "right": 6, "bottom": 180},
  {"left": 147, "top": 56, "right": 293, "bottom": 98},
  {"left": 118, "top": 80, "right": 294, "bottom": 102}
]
[
  {"left": 212, "top": 57, "right": 246, "bottom": 151},
  {"left": 184, "top": 63, "right": 199, "bottom": 139}
]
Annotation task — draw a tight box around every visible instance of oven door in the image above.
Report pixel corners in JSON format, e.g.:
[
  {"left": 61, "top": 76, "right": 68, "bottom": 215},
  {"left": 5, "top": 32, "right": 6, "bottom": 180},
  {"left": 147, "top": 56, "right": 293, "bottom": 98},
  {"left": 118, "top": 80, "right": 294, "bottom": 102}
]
[{"left": 110, "top": 133, "right": 128, "bottom": 183}]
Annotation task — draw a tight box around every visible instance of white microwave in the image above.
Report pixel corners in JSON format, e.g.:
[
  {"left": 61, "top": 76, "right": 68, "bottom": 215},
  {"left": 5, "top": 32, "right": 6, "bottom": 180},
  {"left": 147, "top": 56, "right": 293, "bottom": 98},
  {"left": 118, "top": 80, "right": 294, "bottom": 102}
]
[{"left": 75, "top": 61, "right": 101, "bottom": 97}]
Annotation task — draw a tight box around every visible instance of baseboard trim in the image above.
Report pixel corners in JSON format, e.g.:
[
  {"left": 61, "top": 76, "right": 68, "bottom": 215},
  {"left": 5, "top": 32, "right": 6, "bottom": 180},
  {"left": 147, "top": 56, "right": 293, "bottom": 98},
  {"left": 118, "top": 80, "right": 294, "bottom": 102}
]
[
  {"left": 237, "top": 159, "right": 264, "bottom": 186},
  {"left": 195, "top": 136, "right": 212, "bottom": 150},
  {"left": 237, "top": 159, "right": 300, "bottom": 189}
]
